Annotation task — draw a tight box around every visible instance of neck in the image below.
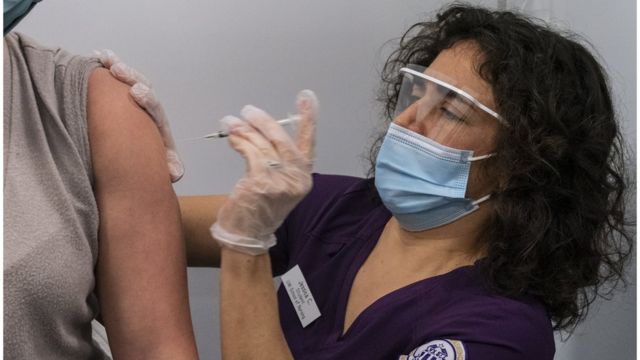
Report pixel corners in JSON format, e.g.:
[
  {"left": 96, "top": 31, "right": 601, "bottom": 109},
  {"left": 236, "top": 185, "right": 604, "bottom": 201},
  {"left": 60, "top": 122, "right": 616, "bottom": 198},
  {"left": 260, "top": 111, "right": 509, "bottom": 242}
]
[{"left": 380, "top": 202, "right": 491, "bottom": 273}]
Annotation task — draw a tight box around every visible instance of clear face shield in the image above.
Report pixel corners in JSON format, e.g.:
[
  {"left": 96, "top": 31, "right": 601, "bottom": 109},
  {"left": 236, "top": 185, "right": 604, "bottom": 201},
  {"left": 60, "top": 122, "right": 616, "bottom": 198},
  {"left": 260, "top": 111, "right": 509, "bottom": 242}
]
[{"left": 393, "top": 64, "right": 505, "bottom": 157}]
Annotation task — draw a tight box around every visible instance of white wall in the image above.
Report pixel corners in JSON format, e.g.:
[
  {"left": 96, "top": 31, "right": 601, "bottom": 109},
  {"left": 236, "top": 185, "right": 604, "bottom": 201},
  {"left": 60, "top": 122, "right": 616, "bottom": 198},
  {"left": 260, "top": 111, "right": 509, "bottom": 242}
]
[
  {"left": 515, "top": 1, "right": 637, "bottom": 359},
  {"left": 16, "top": 1, "right": 635, "bottom": 359}
]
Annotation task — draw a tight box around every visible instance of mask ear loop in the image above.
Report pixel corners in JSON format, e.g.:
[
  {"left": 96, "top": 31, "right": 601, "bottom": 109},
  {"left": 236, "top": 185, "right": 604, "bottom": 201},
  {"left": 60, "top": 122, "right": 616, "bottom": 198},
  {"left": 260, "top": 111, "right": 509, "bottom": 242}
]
[
  {"left": 472, "top": 194, "right": 492, "bottom": 206},
  {"left": 468, "top": 153, "right": 495, "bottom": 205},
  {"left": 469, "top": 153, "right": 495, "bottom": 161}
]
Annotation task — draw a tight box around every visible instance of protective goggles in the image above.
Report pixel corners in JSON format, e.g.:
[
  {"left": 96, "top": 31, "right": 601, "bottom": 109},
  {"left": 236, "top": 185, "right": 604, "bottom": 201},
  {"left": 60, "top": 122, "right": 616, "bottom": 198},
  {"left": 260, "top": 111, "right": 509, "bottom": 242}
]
[{"left": 394, "top": 64, "right": 505, "bottom": 154}]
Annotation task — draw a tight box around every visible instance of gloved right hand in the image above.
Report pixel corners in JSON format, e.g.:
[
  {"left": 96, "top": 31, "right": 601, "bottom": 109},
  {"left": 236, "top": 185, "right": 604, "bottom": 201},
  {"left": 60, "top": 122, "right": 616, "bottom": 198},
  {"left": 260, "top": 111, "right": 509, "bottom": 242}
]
[{"left": 210, "top": 90, "right": 318, "bottom": 255}]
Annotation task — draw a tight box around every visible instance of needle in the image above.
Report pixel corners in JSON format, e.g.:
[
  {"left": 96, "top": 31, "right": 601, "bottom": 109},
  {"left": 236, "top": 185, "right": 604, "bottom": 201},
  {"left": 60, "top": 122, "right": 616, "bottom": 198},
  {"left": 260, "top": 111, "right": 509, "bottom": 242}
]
[{"left": 202, "top": 115, "right": 301, "bottom": 139}]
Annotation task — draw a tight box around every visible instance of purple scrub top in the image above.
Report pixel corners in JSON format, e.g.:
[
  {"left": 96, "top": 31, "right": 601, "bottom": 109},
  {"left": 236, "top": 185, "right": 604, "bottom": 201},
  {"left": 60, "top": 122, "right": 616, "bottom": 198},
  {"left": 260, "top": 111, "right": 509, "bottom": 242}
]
[{"left": 271, "top": 174, "right": 555, "bottom": 359}]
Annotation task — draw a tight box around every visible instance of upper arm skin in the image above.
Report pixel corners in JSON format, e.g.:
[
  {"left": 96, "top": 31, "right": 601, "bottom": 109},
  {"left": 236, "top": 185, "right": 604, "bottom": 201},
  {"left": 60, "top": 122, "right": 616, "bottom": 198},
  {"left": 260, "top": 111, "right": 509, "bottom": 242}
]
[{"left": 88, "top": 68, "right": 198, "bottom": 359}]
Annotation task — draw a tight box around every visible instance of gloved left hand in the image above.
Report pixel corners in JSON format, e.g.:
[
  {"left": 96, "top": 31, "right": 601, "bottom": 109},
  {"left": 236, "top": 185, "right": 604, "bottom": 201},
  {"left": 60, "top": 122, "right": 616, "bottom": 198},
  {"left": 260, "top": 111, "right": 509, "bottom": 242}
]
[
  {"left": 210, "top": 90, "right": 319, "bottom": 255},
  {"left": 93, "top": 49, "right": 184, "bottom": 182}
]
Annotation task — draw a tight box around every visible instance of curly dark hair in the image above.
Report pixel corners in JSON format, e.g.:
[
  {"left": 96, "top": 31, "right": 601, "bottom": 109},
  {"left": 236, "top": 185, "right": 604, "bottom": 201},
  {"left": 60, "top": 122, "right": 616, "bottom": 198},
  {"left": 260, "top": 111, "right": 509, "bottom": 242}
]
[{"left": 368, "top": 4, "right": 634, "bottom": 334}]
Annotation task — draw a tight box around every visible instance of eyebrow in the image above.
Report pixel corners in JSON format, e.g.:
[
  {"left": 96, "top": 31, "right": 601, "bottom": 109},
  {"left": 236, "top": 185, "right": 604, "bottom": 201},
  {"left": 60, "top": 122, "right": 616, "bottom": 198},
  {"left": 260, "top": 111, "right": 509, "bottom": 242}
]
[{"left": 445, "top": 91, "right": 473, "bottom": 108}]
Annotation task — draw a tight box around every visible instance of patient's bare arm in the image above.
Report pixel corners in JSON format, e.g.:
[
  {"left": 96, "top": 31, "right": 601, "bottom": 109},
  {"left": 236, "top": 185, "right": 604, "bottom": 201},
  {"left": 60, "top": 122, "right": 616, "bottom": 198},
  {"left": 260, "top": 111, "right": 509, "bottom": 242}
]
[{"left": 88, "top": 68, "right": 198, "bottom": 359}]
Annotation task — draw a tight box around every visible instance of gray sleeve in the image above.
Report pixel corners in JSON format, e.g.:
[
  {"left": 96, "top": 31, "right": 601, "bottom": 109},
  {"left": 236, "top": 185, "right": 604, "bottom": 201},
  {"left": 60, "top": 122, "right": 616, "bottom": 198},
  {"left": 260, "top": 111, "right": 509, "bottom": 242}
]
[
  {"left": 11, "top": 32, "right": 104, "bottom": 183},
  {"left": 56, "top": 54, "right": 103, "bottom": 183}
]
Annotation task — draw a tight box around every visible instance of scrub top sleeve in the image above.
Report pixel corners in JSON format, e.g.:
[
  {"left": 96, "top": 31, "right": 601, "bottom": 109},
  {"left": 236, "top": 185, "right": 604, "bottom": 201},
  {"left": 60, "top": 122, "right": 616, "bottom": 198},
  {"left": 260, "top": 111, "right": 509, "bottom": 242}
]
[
  {"left": 403, "top": 291, "right": 554, "bottom": 359},
  {"left": 401, "top": 338, "right": 553, "bottom": 360},
  {"left": 271, "top": 224, "right": 290, "bottom": 276},
  {"left": 462, "top": 341, "right": 553, "bottom": 360}
]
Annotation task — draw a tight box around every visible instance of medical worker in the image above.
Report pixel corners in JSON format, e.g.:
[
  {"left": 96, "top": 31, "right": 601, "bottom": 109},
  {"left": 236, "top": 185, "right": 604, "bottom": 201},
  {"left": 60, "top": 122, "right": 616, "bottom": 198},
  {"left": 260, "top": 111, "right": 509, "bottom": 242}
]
[{"left": 178, "top": 5, "right": 633, "bottom": 359}]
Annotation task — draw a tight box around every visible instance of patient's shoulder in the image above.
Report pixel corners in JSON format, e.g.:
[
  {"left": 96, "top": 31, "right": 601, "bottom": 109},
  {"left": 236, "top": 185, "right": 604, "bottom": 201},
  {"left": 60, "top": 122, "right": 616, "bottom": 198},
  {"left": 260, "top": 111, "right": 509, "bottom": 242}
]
[
  {"left": 87, "top": 67, "right": 170, "bottom": 186},
  {"left": 87, "top": 67, "right": 160, "bottom": 149}
]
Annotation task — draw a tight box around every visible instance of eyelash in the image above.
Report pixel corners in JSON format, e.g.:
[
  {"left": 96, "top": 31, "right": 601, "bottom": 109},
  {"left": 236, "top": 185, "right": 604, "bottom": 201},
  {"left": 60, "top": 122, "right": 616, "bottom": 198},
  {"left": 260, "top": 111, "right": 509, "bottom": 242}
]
[{"left": 440, "top": 106, "right": 465, "bottom": 122}]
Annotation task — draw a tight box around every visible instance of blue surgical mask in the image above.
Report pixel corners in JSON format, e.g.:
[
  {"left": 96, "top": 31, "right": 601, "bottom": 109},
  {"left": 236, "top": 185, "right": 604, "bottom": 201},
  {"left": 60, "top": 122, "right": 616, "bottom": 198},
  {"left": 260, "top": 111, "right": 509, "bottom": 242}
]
[
  {"left": 374, "top": 123, "right": 493, "bottom": 231},
  {"left": 4, "top": 0, "right": 40, "bottom": 35}
]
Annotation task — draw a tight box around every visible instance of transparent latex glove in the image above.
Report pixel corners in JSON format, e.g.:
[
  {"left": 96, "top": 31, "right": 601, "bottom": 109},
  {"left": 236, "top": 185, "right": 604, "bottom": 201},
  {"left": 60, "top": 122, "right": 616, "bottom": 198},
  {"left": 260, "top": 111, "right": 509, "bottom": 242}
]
[
  {"left": 210, "top": 90, "right": 318, "bottom": 255},
  {"left": 93, "top": 49, "right": 184, "bottom": 182}
]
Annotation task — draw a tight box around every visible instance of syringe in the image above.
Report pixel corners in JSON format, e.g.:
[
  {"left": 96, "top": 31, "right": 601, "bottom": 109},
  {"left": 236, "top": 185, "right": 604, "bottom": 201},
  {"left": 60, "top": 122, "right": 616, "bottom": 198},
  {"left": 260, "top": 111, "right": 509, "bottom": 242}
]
[{"left": 202, "top": 115, "right": 302, "bottom": 139}]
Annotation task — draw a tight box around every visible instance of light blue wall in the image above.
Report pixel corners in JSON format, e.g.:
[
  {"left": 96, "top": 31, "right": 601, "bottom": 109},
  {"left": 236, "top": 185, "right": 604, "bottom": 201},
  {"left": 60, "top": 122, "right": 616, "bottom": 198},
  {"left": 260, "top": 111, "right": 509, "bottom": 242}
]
[{"left": 17, "top": 1, "right": 635, "bottom": 359}]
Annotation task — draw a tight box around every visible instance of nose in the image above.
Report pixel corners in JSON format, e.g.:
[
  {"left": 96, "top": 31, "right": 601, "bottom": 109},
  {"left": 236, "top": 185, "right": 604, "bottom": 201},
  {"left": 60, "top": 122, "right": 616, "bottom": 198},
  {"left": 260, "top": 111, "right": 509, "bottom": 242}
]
[
  {"left": 393, "top": 102, "right": 426, "bottom": 135},
  {"left": 396, "top": 102, "right": 445, "bottom": 139}
]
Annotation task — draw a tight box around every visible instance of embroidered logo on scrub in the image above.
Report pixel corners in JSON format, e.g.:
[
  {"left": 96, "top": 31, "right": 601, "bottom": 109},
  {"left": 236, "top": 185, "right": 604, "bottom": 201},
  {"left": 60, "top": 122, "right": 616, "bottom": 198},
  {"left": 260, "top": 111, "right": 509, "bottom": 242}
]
[{"left": 398, "top": 339, "right": 466, "bottom": 360}]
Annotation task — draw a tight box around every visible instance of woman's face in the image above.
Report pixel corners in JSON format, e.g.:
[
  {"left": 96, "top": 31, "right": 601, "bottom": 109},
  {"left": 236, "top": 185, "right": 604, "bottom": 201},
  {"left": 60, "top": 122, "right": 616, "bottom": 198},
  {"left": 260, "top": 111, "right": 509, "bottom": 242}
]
[{"left": 393, "top": 40, "right": 501, "bottom": 198}]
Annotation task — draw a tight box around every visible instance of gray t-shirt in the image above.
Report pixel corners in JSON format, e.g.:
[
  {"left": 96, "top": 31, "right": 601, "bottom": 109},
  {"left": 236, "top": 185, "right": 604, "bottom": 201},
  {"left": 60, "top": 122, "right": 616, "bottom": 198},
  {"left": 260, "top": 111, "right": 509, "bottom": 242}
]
[{"left": 4, "top": 32, "right": 109, "bottom": 359}]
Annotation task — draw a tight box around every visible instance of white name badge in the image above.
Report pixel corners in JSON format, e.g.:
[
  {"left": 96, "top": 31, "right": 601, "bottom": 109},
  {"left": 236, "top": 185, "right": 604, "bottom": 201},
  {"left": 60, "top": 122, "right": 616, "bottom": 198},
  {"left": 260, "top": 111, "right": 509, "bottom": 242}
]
[{"left": 281, "top": 265, "right": 321, "bottom": 328}]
